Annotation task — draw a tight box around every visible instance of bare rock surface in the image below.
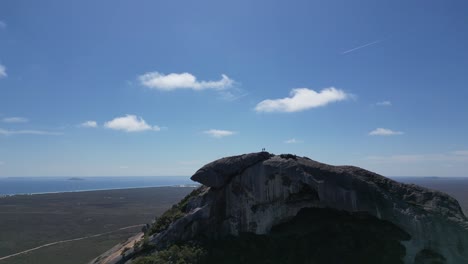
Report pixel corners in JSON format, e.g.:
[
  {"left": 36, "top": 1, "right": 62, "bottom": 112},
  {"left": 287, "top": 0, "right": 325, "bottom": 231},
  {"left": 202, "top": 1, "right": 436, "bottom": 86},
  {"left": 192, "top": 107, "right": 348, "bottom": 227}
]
[{"left": 191, "top": 152, "right": 273, "bottom": 188}]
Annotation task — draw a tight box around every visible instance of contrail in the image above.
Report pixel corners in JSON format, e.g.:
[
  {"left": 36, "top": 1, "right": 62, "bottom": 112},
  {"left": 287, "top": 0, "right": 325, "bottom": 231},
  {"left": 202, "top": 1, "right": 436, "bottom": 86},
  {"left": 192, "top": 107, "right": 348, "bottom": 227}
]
[{"left": 342, "top": 39, "right": 382, "bottom": 54}]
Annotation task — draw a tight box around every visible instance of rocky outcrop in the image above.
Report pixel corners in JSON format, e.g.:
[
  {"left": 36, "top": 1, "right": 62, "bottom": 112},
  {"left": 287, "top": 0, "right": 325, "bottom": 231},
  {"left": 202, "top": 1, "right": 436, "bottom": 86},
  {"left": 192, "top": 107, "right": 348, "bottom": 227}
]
[
  {"left": 191, "top": 152, "right": 273, "bottom": 188},
  {"left": 92, "top": 152, "right": 468, "bottom": 264}
]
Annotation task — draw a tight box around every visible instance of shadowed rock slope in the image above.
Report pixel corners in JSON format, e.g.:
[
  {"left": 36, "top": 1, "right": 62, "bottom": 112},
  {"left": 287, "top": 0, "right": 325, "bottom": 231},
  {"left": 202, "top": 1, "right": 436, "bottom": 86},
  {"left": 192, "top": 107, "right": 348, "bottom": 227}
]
[{"left": 91, "top": 152, "right": 468, "bottom": 264}]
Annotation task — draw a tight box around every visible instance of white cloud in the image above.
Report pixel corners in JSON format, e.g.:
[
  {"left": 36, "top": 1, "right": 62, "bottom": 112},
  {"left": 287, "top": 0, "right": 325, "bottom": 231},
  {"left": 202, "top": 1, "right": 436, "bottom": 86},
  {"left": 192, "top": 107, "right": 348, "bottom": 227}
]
[
  {"left": 2, "top": 117, "right": 28, "bottom": 123},
  {"left": 0, "top": 64, "right": 6, "bottom": 78},
  {"left": 79, "top": 120, "right": 97, "bottom": 128},
  {"left": 376, "top": 101, "right": 392, "bottom": 106},
  {"left": 369, "top": 128, "right": 403, "bottom": 136},
  {"left": 255, "top": 87, "right": 349, "bottom": 113},
  {"left": 284, "top": 138, "right": 302, "bottom": 144},
  {"left": 0, "top": 128, "right": 63, "bottom": 136},
  {"left": 139, "top": 72, "right": 234, "bottom": 91},
  {"left": 203, "top": 129, "right": 236, "bottom": 138},
  {"left": 0, "top": 21, "right": 6, "bottom": 29},
  {"left": 104, "top": 115, "right": 160, "bottom": 132}
]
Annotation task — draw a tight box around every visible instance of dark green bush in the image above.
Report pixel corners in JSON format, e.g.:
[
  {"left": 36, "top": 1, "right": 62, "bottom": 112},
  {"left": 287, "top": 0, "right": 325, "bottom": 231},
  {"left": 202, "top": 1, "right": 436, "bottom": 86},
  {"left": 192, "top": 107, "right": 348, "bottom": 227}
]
[
  {"left": 147, "top": 187, "right": 204, "bottom": 236},
  {"left": 133, "top": 244, "right": 206, "bottom": 264}
]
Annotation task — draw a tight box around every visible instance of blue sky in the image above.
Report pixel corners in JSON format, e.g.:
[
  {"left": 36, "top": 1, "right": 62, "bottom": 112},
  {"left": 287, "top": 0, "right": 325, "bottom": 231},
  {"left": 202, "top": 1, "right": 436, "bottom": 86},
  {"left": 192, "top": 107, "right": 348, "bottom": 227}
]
[{"left": 1, "top": 0, "right": 467, "bottom": 177}]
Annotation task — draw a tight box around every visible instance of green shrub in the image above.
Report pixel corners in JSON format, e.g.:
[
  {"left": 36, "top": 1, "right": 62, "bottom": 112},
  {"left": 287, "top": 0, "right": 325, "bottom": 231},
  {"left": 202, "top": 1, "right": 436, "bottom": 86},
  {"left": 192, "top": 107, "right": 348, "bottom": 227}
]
[
  {"left": 147, "top": 187, "right": 204, "bottom": 235},
  {"left": 133, "top": 244, "right": 206, "bottom": 264}
]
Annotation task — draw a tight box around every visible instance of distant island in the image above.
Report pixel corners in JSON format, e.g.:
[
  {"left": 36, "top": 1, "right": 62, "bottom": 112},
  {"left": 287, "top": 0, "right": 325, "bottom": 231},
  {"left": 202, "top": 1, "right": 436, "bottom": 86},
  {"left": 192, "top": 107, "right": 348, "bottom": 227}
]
[{"left": 68, "top": 177, "right": 85, "bottom": 181}]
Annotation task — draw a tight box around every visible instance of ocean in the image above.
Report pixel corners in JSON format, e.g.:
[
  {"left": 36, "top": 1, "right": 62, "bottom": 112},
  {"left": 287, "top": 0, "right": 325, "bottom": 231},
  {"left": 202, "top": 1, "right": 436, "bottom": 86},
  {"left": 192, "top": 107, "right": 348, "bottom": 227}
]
[{"left": 0, "top": 176, "right": 194, "bottom": 195}]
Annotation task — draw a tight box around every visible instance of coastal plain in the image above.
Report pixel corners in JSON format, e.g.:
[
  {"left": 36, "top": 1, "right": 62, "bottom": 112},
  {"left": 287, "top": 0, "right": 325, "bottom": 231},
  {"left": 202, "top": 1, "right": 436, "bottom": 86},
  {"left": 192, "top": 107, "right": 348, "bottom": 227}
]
[
  {"left": 0, "top": 186, "right": 194, "bottom": 264},
  {"left": 0, "top": 178, "right": 467, "bottom": 264}
]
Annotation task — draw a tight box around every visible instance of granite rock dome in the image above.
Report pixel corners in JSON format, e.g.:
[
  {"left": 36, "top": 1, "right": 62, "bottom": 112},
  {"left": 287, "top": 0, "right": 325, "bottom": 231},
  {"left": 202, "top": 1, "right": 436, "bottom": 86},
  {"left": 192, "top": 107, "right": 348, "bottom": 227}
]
[{"left": 92, "top": 152, "right": 468, "bottom": 264}]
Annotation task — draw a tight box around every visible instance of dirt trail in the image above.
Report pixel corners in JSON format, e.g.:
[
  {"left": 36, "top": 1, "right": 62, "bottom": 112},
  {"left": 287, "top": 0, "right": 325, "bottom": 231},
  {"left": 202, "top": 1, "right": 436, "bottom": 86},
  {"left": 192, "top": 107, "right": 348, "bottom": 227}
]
[{"left": 0, "top": 224, "right": 144, "bottom": 262}]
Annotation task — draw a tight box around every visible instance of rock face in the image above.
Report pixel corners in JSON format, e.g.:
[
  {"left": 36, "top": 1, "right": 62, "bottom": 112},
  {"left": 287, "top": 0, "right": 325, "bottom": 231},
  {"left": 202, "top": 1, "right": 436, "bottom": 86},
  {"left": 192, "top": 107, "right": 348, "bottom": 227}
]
[
  {"left": 92, "top": 152, "right": 468, "bottom": 264},
  {"left": 191, "top": 152, "right": 273, "bottom": 188}
]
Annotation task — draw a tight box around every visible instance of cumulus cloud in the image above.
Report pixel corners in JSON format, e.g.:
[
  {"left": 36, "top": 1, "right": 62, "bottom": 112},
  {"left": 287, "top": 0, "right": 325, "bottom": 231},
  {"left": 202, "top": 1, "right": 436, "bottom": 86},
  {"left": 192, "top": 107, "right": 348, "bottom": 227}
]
[
  {"left": 203, "top": 129, "right": 236, "bottom": 138},
  {"left": 2, "top": 117, "right": 28, "bottom": 123},
  {"left": 376, "top": 101, "right": 392, "bottom": 106},
  {"left": 284, "top": 138, "right": 302, "bottom": 144},
  {"left": 0, "top": 64, "right": 6, "bottom": 78},
  {"left": 79, "top": 120, "right": 98, "bottom": 128},
  {"left": 139, "top": 72, "right": 234, "bottom": 91},
  {"left": 255, "top": 87, "right": 349, "bottom": 113},
  {"left": 369, "top": 128, "right": 404, "bottom": 136},
  {"left": 104, "top": 115, "right": 160, "bottom": 132},
  {"left": 0, "top": 128, "right": 63, "bottom": 136}
]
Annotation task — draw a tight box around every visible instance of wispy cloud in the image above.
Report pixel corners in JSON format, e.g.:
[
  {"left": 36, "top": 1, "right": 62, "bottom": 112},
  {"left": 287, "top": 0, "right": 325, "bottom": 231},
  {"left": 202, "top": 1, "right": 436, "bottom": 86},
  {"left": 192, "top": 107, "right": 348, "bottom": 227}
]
[
  {"left": 0, "top": 21, "right": 6, "bottom": 29},
  {"left": 284, "top": 138, "right": 302, "bottom": 144},
  {"left": 139, "top": 72, "right": 234, "bottom": 91},
  {"left": 104, "top": 115, "right": 160, "bottom": 132},
  {"left": 218, "top": 89, "right": 248, "bottom": 101},
  {"left": 79, "top": 120, "right": 98, "bottom": 128},
  {"left": 369, "top": 128, "right": 404, "bottom": 136},
  {"left": 178, "top": 160, "right": 204, "bottom": 166},
  {"left": 0, "top": 128, "right": 63, "bottom": 136},
  {"left": 255, "top": 87, "right": 350, "bottom": 113},
  {"left": 453, "top": 150, "right": 468, "bottom": 156},
  {"left": 366, "top": 150, "right": 468, "bottom": 164},
  {"left": 0, "top": 161, "right": 4, "bottom": 166},
  {"left": 0, "top": 64, "right": 6, "bottom": 78},
  {"left": 375, "top": 101, "right": 392, "bottom": 106},
  {"left": 2, "top": 117, "right": 28, "bottom": 123},
  {"left": 203, "top": 129, "right": 236, "bottom": 138},
  {"left": 342, "top": 40, "right": 382, "bottom": 54}
]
